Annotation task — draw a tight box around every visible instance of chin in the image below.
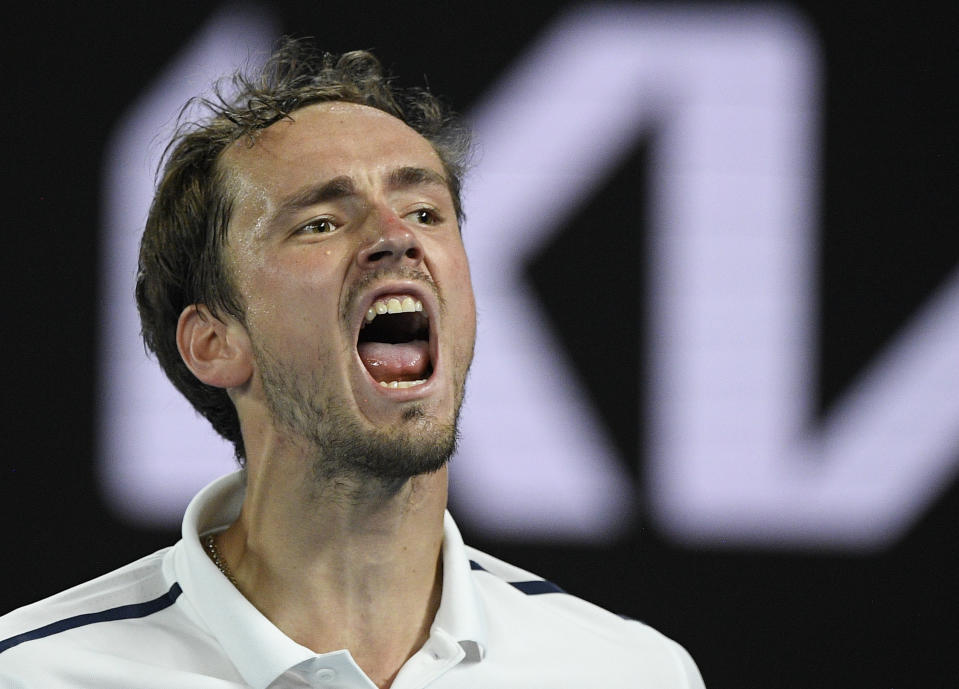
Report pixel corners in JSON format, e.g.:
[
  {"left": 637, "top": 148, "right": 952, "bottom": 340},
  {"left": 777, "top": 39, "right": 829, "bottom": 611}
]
[
  {"left": 310, "top": 408, "right": 460, "bottom": 484},
  {"left": 253, "top": 327, "right": 465, "bottom": 485}
]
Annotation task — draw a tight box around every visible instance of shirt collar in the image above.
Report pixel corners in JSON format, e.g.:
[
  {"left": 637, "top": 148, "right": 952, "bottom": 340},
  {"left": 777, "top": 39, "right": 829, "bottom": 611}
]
[
  {"left": 173, "top": 470, "right": 488, "bottom": 688},
  {"left": 175, "top": 471, "right": 315, "bottom": 689},
  {"left": 433, "top": 511, "right": 488, "bottom": 661}
]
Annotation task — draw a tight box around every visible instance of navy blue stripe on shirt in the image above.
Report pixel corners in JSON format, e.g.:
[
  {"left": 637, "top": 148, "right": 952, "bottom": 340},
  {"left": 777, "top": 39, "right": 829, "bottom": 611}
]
[
  {"left": 469, "top": 559, "right": 566, "bottom": 595},
  {"left": 510, "top": 579, "right": 566, "bottom": 595},
  {"left": 0, "top": 582, "right": 183, "bottom": 654}
]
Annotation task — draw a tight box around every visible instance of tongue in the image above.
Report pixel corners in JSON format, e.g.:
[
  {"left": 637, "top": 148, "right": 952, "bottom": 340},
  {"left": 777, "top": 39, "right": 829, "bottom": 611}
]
[{"left": 357, "top": 341, "right": 431, "bottom": 383}]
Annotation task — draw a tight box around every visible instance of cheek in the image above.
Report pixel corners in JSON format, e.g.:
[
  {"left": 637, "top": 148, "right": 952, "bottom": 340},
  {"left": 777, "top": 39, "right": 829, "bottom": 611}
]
[
  {"left": 432, "top": 236, "right": 472, "bottom": 283},
  {"left": 452, "top": 254, "right": 475, "bottom": 309},
  {"left": 440, "top": 242, "right": 474, "bottom": 301},
  {"left": 447, "top": 258, "right": 477, "bottom": 342},
  {"left": 239, "top": 265, "right": 344, "bottom": 350},
  {"left": 246, "top": 251, "right": 341, "bottom": 302}
]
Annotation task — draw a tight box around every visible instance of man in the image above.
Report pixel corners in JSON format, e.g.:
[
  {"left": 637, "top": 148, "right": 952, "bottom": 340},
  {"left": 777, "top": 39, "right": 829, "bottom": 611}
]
[{"left": 0, "top": 39, "right": 705, "bottom": 688}]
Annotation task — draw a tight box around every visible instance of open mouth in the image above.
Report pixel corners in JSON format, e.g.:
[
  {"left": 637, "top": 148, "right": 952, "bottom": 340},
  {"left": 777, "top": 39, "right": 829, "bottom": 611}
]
[{"left": 356, "top": 295, "right": 433, "bottom": 389}]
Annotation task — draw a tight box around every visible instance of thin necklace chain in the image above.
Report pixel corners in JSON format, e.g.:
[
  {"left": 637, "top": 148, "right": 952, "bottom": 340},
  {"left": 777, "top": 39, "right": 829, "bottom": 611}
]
[{"left": 203, "top": 533, "right": 239, "bottom": 587}]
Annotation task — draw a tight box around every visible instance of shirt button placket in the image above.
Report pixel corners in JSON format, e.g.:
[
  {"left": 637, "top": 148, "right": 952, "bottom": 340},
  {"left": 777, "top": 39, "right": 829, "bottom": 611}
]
[{"left": 313, "top": 667, "right": 337, "bottom": 684}]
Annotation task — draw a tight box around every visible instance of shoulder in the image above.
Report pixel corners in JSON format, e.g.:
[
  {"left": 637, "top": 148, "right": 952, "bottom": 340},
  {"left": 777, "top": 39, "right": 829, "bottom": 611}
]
[
  {"left": 464, "top": 546, "right": 705, "bottom": 688},
  {"left": 0, "top": 548, "right": 175, "bottom": 639},
  {"left": 0, "top": 548, "right": 187, "bottom": 682},
  {"left": 465, "top": 544, "right": 635, "bottom": 633}
]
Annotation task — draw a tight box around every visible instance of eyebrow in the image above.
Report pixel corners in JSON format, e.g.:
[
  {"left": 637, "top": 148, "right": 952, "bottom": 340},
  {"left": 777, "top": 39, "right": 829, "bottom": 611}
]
[
  {"left": 387, "top": 166, "right": 449, "bottom": 192},
  {"left": 274, "top": 175, "right": 356, "bottom": 219},
  {"left": 269, "top": 166, "right": 451, "bottom": 229}
]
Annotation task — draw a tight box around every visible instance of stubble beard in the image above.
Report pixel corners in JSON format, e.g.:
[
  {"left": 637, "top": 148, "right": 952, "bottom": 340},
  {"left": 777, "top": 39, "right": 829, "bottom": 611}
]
[{"left": 251, "top": 338, "right": 466, "bottom": 492}]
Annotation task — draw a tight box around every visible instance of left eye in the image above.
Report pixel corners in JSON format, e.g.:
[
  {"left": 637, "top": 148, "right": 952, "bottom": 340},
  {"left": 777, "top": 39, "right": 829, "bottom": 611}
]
[{"left": 408, "top": 208, "right": 439, "bottom": 225}]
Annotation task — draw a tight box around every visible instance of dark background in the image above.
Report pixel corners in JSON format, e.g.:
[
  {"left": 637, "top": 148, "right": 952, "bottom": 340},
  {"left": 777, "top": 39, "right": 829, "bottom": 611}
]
[{"left": 3, "top": 2, "right": 958, "bottom": 687}]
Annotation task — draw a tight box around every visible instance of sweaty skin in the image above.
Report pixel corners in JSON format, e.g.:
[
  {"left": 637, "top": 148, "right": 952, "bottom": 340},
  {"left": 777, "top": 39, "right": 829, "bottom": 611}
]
[{"left": 176, "top": 102, "right": 476, "bottom": 688}]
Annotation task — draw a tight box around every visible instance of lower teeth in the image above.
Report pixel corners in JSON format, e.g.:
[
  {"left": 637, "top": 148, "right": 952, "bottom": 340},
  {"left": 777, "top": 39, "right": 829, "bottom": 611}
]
[{"left": 379, "top": 379, "right": 427, "bottom": 389}]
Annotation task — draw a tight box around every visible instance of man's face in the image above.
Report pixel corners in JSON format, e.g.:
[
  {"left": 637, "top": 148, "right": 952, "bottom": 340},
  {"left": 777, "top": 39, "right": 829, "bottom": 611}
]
[{"left": 221, "top": 102, "right": 476, "bottom": 480}]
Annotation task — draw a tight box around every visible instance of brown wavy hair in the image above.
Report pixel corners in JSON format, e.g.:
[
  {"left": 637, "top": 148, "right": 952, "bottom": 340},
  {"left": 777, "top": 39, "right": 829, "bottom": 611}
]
[{"left": 135, "top": 37, "right": 471, "bottom": 463}]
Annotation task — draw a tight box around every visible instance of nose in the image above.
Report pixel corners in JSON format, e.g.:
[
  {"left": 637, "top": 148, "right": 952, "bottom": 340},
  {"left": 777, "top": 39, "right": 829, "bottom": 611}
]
[{"left": 356, "top": 210, "right": 424, "bottom": 269}]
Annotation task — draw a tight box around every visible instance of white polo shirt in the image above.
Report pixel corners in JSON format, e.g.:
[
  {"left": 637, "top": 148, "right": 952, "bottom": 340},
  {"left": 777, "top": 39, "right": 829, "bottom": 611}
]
[{"left": 0, "top": 472, "right": 705, "bottom": 688}]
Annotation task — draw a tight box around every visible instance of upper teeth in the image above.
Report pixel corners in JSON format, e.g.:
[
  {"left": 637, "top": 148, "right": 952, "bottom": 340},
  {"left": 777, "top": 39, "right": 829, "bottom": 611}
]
[{"left": 364, "top": 296, "right": 424, "bottom": 324}]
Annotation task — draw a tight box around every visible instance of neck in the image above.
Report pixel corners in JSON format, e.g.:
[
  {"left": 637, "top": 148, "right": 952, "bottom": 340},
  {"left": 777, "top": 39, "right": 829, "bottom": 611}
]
[{"left": 216, "top": 444, "right": 448, "bottom": 688}]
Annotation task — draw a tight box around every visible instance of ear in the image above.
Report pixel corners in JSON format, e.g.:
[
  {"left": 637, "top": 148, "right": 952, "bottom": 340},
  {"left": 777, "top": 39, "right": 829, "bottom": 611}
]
[{"left": 176, "top": 304, "right": 253, "bottom": 389}]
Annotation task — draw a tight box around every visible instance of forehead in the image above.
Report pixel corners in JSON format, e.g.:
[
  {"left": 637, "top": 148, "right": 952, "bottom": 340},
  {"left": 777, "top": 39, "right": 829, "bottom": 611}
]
[{"left": 220, "top": 102, "right": 445, "bottom": 198}]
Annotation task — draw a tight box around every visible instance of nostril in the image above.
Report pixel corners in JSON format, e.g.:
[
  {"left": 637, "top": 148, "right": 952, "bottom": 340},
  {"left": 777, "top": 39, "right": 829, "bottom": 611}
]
[
  {"left": 358, "top": 229, "right": 423, "bottom": 267},
  {"left": 367, "top": 250, "right": 392, "bottom": 263}
]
